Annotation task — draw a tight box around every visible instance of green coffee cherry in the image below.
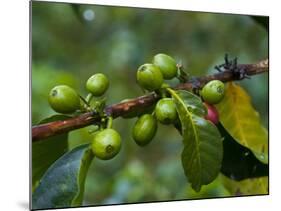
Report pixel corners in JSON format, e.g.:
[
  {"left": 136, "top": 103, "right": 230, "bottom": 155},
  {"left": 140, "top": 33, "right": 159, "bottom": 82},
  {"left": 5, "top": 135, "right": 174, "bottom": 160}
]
[
  {"left": 201, "top": 80, "right": 225, "bottom": 104},
  {"left": 91, "top": 128, "right": 121, "bottom": 160},
  {"left": 86, "top": 73, "right": 109, "bottom": 96},
  {"left": 132, "top": 114, "right": 158, "bottom": 146},
  {"left": 48, "top": 85, "right": 80, "bottom": 114},
  {"left": 153, "top": 53, "right": 177, "bottom": 79},
  {"left": 155, "top": 98, "right": 177, "bottom": 124},
  {"left": 137, "top": 63, "right": 163, "bottom": 91}
]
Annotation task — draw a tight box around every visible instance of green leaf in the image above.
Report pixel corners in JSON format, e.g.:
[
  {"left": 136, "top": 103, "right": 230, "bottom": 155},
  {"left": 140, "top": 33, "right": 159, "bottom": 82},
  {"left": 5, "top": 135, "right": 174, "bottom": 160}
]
[
  {"left": 221, "top": 174, "right": 268, "bottom": 196},
  {"left": 174, "top": 89, "right": 207, "bottom": 117},
  {"left": 168, "top": 89, "right": 223, "bottom": 192},
  {"left": 216, "top": 82, "right": 268, "bottom": 164},
  {"left": 32, "top": 115, "right": 70, "bottom": 191},
  {"left": 32, "top": 144, "right": 94, "bottom": 209},
  {"left": 218, "top": 123, "right": 268, "bottom": 181}
]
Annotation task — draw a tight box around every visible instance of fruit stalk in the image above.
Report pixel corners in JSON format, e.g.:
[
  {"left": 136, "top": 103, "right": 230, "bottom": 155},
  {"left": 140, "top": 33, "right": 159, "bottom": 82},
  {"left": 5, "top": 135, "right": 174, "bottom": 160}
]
[{"left": 32, "top": 58, "right": 268, "bottom": 142}]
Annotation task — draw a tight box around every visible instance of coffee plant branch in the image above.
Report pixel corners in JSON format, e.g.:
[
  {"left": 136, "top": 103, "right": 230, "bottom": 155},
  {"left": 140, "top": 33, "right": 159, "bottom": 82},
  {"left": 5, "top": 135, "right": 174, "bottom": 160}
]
[{"left": 32, "top": 58, "right": 268, "bottom": 142}]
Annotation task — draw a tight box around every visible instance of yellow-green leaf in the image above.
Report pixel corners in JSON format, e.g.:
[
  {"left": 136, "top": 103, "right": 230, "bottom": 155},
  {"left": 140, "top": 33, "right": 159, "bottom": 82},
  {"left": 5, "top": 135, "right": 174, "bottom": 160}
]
[
  {"left": 221, "top": 174, "right": 268, "bottom": 195},
  {"left": 216, "top": 82, "right": 268, "bottom": 164},
  {"left": 217, "top": 123, "right": 268, "bottom": 180}
]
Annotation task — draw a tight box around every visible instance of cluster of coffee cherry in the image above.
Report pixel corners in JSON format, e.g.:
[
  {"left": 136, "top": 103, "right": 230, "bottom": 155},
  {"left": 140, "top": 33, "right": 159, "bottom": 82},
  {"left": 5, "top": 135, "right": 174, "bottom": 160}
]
[
  {"left": 47, "top": 53, "right": 225, "bottom": 160},
  {"left": 48, "top": 73, "right": 121, "bottom": 160},
  {"left": 133, "top": 53, "right": 225, "bottom": 146}
]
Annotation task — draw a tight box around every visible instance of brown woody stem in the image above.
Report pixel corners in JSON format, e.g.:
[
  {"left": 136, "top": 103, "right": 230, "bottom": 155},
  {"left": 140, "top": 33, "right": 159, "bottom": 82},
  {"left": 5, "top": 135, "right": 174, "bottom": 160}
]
[{"left": 32, "top": 58, "right": 268, "bottom": 142}]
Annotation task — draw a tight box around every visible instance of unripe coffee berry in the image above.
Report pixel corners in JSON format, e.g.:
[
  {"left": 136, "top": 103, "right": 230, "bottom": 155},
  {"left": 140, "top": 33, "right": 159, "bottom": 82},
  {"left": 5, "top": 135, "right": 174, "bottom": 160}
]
[
  {"left": 137, "top": 63, "right": 163, "bottom": 91},
  {"left": 86, "top": 73, "right": 109, "bottom": 96},
  {"left": 155, "top": 98, "right": 177, "bottom": 124},
  {"left": 204, "top": 103, "right": 219, "bottom": 124},
  {"left": 132, "top": 114, "right": 158, "bottom": 146},
  {"left": 201, "top": 80, "right": 225, "bottom": 104},
  {"left": 153, "top": 53, "right": 177, "bottom": 79},
  {"left": 48, "top": 85, "right": 80, "bottom": 114},
  {"left": 91, "top": 128, "right": 121, "bottom": 160}
]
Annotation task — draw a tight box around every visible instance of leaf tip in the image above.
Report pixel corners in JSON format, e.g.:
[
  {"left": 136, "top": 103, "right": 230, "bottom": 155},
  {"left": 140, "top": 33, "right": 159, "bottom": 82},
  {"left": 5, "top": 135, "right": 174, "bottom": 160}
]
[{"left": 192, "top": 184, "right": 202, "bottom": 193}]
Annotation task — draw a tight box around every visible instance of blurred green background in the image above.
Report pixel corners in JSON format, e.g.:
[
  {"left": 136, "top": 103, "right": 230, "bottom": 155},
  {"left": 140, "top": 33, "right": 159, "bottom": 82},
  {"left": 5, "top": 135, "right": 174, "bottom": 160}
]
[{"left": 32, "top": 1, "right": 268, "bottom": 206}]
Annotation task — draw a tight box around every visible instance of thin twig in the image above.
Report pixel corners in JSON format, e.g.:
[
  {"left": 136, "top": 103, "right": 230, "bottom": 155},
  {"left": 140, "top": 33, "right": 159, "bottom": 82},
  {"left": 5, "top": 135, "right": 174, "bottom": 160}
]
[{"left": 32, "top": 58, "right": 269, "bottom": 142}]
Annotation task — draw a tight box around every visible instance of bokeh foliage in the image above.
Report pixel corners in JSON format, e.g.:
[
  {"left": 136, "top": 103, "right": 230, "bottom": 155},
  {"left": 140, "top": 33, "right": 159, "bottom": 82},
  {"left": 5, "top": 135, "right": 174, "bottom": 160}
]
[{"left": 32, "top": 1, "right": 268, "bottom": 206}]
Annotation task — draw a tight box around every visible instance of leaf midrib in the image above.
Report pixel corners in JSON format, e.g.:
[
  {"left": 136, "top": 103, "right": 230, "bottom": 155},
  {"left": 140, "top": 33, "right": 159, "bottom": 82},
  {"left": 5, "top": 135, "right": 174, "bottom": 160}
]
[{"left": 168, "top": 88, "right": 202, "bottom": 183}]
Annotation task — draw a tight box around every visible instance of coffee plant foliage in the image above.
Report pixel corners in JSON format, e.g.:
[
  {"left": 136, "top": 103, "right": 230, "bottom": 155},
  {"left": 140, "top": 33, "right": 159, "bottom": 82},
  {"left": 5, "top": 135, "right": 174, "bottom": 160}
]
[{"left": 32, "top": 2, "right": 268, "bottom": 209}]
